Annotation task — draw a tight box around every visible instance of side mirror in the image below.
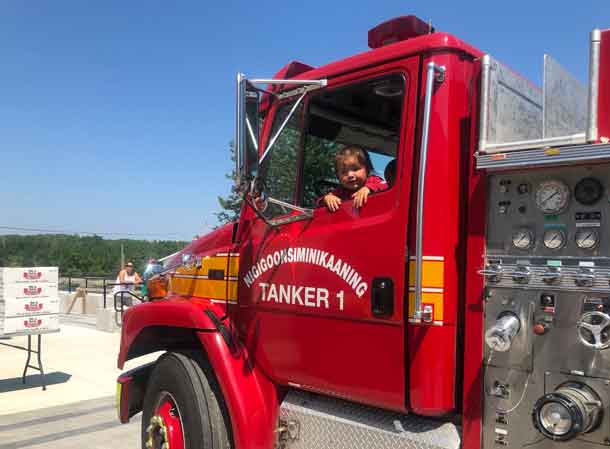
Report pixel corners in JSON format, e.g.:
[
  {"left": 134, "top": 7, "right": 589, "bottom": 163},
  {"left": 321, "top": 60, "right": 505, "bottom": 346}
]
[{"left": 235, "top": 73, "right": 260, "bottom": 190}]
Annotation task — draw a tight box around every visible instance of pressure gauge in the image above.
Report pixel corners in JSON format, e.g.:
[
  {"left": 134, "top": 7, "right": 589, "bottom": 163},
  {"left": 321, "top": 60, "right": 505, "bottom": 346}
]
[
  {"left": 543, "top": 229, "right": 566, "bottom": 250},
  {"left": 535, "top": 180, "right": 570, "bottom": 214},
  {"left": 575, "top": 228, "right": 599, "bottom": 250},
  {"left": 512, "top": 228, "right": 534, "bottom": 250},
  {"left": 575, "top": 177, "right": 603, "bottom": 205}
]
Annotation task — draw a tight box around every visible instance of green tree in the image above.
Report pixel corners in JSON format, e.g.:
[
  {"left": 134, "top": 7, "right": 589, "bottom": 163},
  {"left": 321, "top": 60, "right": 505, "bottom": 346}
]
[{"left": 215, "top": 141, "right": 243, "bottom": 224}]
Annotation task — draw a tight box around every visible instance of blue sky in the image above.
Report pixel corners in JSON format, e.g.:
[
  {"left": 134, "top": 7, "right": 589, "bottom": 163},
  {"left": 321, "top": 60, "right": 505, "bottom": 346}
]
[{"left": 1, "top": 1, "right": 608, "bottom": 241}]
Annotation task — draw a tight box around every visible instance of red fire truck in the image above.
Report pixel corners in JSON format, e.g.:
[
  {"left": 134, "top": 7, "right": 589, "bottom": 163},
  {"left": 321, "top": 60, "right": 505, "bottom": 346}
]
[{"left": 115, "top": 15, "right": 610, "bottom": 449}]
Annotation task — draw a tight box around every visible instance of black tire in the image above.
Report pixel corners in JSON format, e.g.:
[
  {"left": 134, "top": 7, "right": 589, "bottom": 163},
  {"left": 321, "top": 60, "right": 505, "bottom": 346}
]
[{"left": 141, "top": 351, "right": 232, "bottom": 449}]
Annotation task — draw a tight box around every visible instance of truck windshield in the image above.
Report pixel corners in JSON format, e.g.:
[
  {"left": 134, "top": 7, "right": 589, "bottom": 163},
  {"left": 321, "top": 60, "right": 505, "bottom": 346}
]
[{"left": 259, "top": 100, "right": 303, "bottom": 218}]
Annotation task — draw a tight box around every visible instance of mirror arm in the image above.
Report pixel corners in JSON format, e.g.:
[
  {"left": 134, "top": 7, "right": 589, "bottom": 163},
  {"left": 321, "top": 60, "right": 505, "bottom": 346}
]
[
  {"left": 245, "top": 116, "right": 259, "bottom": 152},
  {"left": 266, "top": 197, "right": 313, "bottom": 215},
  {"left": 259, "top": 90, "right": 307, "bottom": 164}
]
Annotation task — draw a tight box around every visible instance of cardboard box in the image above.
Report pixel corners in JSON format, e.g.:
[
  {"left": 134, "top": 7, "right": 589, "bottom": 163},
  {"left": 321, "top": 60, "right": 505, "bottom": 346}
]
[
  {"left": 0, "top": 283, "right": 58, "bottom": 300},
  {"left": 0, "top": 297, "right": 60, "bottom": 317},
  {"left": 0, "top": 314, "right": 60, "bottom": 335},
  {"left": 0, "top": 267, "right": 59, "bottom": 285}
]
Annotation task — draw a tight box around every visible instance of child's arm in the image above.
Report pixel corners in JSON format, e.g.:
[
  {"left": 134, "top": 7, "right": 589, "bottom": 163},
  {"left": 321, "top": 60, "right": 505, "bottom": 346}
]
[
  {"left": 321, "top": 193, "right": 342, "bottom": 212},
  {"left": 352, "top": 176, "right": 387, "bottom": 208}
]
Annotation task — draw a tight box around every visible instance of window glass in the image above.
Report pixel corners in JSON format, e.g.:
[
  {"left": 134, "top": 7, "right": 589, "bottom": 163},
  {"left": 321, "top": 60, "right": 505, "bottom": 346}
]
[
  {"left": 301, "top": 74, "right": 405, "bottom": 208},
  {"left": 261, "top": 101, "right": 303, "bottom": 217}
]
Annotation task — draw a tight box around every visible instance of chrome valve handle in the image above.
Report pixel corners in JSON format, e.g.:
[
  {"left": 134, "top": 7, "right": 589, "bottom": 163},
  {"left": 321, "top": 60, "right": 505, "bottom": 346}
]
[
  {"left": 478, "top": 264, "right": 503, "bottom": 283},
  {"left": 512, "top": 265, "right": 531, "bottom": 284},
  {"left": 575, "top": 268, "right": 596, "bottom": 287},
  {"left": 541, "top": 267, "right": 562, "bottom": 285},
  {"left": 577, "top": 311, "right": 610, "bottom": 349}
]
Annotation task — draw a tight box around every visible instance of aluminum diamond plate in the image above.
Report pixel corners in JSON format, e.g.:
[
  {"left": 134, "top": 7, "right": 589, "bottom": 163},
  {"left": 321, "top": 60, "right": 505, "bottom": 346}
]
[{"left": 279, "top": 390, "right": 461, "bottom": 449}]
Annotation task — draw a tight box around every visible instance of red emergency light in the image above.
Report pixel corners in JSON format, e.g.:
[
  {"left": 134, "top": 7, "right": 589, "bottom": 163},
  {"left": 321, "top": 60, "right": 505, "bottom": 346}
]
[{"left": 368, "top": 16, "right": 434, "bottom": 49}]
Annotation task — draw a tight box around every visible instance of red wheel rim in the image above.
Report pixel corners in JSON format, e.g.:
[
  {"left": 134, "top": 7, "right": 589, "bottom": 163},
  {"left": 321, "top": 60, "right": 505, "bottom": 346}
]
[{"left": 146, "top": 392, "right": 185, "bottom": 449}]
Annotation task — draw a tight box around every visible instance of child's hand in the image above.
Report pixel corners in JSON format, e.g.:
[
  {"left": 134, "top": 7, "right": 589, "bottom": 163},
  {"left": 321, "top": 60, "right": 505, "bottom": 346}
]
[
  {"left": 323, "top": 193, "right": 342, "bottom": 212},
  {"left": 352, "top": 186, "right": 370, "bottom": 208}
]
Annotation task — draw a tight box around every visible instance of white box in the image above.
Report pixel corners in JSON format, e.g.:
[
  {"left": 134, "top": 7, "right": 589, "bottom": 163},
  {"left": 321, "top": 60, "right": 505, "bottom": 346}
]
[
  {"left": 0, "top": 297, "right": 60, "bottom": 317},
  {"left": 0, "top": 283, "right": 58, "bottom": 300},
  {"left": 0, "top": 267, "right": 59, "bottom": 285},
  {"left": 0, "top": 314, "right": 60, "bottom": 335}
]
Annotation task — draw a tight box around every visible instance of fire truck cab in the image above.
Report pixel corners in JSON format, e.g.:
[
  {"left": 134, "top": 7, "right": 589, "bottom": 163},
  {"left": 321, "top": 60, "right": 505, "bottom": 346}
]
[{"left": 116, "top": 15, "right": 610, "bottom": 449}]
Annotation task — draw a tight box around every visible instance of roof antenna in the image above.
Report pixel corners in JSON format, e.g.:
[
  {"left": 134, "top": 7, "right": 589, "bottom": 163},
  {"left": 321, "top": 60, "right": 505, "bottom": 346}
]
[{"left": 428, "top": 19, "right": 433, "bottom": 34}]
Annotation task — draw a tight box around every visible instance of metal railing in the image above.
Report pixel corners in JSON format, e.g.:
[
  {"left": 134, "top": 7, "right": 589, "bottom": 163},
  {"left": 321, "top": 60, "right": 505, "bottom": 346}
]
[
  {"left": 104, "top": 282, "right": 143, "bottom": 309},
  {"left": 113, "top": 290, "right": 144, "bottom": 318},
  {"left": 59, "top": 274, "right": 115, "bottom": 294},
  {"left": 59, "top": 274, "right": 145, "bottom": 309}
]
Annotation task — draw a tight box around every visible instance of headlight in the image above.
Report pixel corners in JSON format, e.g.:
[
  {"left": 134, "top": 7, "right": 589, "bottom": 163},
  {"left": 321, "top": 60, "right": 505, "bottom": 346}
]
[{"left": 533, "top": 382, "right": 602, "bottom": 441}]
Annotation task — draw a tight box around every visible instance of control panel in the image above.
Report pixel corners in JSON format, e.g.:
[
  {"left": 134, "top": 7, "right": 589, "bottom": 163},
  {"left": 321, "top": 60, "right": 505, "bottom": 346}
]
[{"left": 481, "top": 165, "right": 610, "bottom": 449}]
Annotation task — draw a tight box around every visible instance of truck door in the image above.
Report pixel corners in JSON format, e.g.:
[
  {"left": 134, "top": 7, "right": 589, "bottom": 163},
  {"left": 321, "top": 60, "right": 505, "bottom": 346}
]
[{"left": 237, "top": 59, "right": 419, "bottom": 411}]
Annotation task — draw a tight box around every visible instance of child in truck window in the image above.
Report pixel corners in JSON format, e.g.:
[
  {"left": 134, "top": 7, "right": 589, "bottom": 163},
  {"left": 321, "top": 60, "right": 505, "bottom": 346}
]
[{"left": 320, "top": 145, "right": 387, "bottom": 212}]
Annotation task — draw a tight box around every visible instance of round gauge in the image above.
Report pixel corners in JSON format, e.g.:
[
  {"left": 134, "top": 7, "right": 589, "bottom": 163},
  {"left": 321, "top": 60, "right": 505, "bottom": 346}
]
[
  {"left": 575, "top": 177, "right": 603, "bottom": 205},
  {"left": 575, "top": 228, "right": 599, "bottom": 250},
  {"left": 535, "top": 180, "right": 570, "bottom": 214},
  {"left": 543, "top": 229, "right": 566, "bottom": 250},
  {"left": 512, "top": 228, "right": 534, "bottom": 250}
]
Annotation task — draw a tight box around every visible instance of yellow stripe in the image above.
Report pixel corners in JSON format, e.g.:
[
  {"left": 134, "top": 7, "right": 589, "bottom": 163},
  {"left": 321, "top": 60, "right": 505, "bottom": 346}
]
[
  {"left": 170, "top": 277, "right": 238, "bottom": 301},
  {"left": 408, "top": 259, "right": 444, "bottom": 288},
  {"left": 408, "top": 291, "right": 444, "bottom": 321},
  {"left": 170, "top": 254, "right": 240, "bottom": 301},
  {"left": 407, "top": 259, "right": 444, "bottom": 321},
  {"left": 175, "top": 255, "right": 239, "bottom": 278}
]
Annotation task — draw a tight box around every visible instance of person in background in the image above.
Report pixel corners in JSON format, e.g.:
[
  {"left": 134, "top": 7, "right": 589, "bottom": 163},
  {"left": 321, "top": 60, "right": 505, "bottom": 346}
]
[
  {"left": 384, "top": 158, "right": 397, "bottom": 188},
  {"left": 113, "top": 261, "right": 142, "bottom": 306}
]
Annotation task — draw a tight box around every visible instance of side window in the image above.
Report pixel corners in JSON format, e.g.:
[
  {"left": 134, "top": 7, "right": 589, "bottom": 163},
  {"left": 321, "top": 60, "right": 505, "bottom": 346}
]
[
  {"left": 262, "top": 101, "right": 303, "bottom": 217},
  {"left": 301, "top": 74, "right": 406, "bottom": 208}
]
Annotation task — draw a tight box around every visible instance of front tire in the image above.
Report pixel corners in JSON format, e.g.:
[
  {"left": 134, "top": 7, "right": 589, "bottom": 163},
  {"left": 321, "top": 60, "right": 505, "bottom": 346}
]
[{"left": 141, "top": 352, "right": 232, "bottom": 449}]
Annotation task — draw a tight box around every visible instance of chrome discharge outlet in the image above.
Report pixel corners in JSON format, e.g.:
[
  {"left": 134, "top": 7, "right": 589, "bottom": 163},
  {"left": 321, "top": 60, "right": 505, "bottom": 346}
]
[
  {"left": 485, "top": 312, "right": 521, "bottom": 352},
  {"left": 533, "top": 382, "right": 602, "bottom": 441}
]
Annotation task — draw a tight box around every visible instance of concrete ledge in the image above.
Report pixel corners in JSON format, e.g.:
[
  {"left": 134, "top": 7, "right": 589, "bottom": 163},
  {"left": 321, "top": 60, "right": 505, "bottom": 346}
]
[
  {"left": 95, "top": 308, "right": 122, "bottom": 333},
  {"left": 59, "top": 291, "right": 108, "bottom": 316}
]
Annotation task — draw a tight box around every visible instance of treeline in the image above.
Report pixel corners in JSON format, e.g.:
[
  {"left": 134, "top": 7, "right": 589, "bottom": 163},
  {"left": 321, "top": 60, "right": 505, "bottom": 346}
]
[{"left": 0, "top": 234, "right": 187, "bottom": 276}]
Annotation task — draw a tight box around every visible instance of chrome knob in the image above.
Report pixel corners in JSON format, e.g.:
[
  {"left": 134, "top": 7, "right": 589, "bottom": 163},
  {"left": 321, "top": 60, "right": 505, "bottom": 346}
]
[
  {"left": 575, "top": 268, "right": 596, "bottom": 288},
  {"left": 541, "top": 266, "right": 562, "bottom": 285},
  {"left": 512, "top": 265, "right": 531, "bottom": 284},
  {"left": 485, "top": 312, "right": 521, "bottom": 352},
  {"left": 577, "top": 311, "right": 610, "bottom": 349},
  {"left": 478, "top": 263, "right": 503, "bottom": 283}
]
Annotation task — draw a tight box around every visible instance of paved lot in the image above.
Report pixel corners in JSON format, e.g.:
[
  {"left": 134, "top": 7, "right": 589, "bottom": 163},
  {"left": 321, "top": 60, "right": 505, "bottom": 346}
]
[
  {"left": 0, "top": 396, "right": 141, "bottom": 449},
  {"left": 0, "top": 314, "right": 159, "bottom": 449}
]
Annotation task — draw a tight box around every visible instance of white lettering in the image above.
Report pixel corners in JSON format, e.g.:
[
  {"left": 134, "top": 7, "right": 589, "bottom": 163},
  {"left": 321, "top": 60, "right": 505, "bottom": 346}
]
[
  {"left": 304, "top": 287, "right": 316, "bottom": 307},
  {"left": 332, "top": 259, "right": 342, "bottom": 275},
  {"left": 245, "top": 248, "right": 368, "bottom": 298},
  {"left": 259, "top": 282, "right": 269, "bottom": 300},
  {"left": 268, "top": 283, "right": 278, "bottom": 302},
  {"left": 279, "top": 284, "right": 290, "bottom": 303},
  {"left": 292, "top": 286, "right": 304, "bottom": 305},
  {"left": 317, "top": 288, "right": 329, "bottom": 308},
  {"left": 356, "top": 282, "right": 368, "bottom": 298}
]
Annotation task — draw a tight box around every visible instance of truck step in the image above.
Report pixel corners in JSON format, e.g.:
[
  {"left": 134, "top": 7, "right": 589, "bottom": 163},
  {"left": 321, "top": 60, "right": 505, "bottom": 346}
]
[{"left": 279, "top": 390, "right": 461, "bottom": 449}]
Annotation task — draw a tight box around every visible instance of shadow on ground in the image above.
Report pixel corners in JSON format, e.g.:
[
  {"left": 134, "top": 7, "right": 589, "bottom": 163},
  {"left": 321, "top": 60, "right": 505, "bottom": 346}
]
[{"left": 0, "top": 372, "right": 72, "bottom": 393}]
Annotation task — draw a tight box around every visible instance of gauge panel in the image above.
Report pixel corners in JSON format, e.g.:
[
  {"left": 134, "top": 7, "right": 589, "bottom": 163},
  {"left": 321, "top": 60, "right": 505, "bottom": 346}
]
[
  {"left": 535, "top": 180, "right": 570, "bottom": 214},
  {"left": 575, "top": 177, "right": 603, "bottom": 205},
  {"left": 575, "top": 228, "right": 599, "bottom": 250},
  {"left": 543, "top": 229, "right": 566, "bottom": 250},
  {"left": 512, "top": 228, "right": 534, "bottom": 250},
  {"left": 487, "top": 167, "right": 609, "bottom": 256}
]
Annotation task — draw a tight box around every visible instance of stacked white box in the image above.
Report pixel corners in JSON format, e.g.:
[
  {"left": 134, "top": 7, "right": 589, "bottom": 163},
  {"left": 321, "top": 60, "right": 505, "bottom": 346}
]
[{"left": 0, "top": 267, "right": 60, "bottom": 335}]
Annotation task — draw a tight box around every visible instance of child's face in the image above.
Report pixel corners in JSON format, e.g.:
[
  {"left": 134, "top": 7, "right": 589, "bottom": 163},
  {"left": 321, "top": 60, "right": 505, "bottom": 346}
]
[{"left": 337, "top": 155, "right": 367, "bottom": 191}]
